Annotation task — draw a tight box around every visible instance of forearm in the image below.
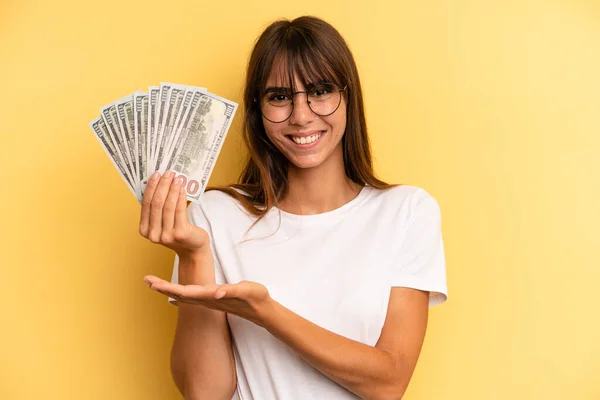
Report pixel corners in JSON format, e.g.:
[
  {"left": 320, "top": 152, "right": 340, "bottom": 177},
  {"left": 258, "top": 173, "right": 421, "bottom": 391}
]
[
  {"left": 170, "top": 253, "right": 236, "bottom": 400},
  {"left": 259, "top": 300, "right": 403, "bottom": 400}
]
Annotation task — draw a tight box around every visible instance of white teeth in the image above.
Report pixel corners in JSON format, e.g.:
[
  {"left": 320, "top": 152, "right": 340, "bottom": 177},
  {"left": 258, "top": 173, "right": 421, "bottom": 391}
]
[{"left": 292, "top": 133, "right": 322, "bottom": 145}]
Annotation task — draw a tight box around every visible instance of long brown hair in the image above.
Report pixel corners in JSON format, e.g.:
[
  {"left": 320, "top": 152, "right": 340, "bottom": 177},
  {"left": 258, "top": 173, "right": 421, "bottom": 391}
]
[{"left": 208, "top": 16, "right": 396, "bottom": 221}]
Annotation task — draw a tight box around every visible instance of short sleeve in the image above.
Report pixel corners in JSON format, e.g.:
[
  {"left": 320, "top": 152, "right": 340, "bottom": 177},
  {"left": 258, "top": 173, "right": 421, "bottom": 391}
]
[
  {"left": 391, "top": 189, "right": 448, "bottom": 307},
  {"left": 168, "top": 201, "right": 227, "bottom": 306}
]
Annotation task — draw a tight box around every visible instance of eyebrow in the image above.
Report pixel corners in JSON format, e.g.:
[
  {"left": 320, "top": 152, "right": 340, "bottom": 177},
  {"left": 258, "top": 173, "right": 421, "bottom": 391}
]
[
  {"left": 264, "top": 86, "right": 292, "bottom": 94},
  {"left": 264, "top": 80, "right": 332, "bottom": 94}
]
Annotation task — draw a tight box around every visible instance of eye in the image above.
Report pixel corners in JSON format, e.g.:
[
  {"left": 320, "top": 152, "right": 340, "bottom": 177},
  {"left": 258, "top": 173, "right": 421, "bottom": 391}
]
[
  {"left": 310, "top": 85, "right": 333, "bottom": 97},
  {"left": 268, "top": 93, "right": 291, "bottom": 102}
]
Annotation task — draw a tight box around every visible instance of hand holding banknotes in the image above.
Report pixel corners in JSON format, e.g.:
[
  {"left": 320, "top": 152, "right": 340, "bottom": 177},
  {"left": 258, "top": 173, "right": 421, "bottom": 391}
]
[
  {"left": 140, "top": 172, "right": 272, "bottom": 326},
  {"left": 138, "top": 169, "right": 209, "bottom": 260}
]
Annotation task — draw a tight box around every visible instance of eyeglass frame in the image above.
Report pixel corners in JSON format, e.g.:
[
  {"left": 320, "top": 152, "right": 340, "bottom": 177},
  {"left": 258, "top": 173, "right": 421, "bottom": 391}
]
[{"left": 255, "top": 83, "right": 348, "bottom": 124}]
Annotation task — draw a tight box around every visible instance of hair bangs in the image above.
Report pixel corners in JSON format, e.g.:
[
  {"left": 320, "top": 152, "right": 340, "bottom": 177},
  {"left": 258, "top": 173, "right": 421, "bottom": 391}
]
[
  {"left": 293, "top": 43, "right": 344, "bottom": 89},
  {"left": 263, "top": 36, "right": 345, "bottom": 95}
]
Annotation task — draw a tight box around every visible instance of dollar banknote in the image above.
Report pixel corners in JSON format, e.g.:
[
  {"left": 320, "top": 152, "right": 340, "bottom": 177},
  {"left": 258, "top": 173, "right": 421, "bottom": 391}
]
[
  {"left": 159, "top": 91, "right": 237, "bottom": 202},
  {"left": 134, "top": 91, "right": 148, "bottom": 187},
  {"left": 100, "top": 103, "right": 136, "bottom": 187},
  {"left": 89, "top": 117, "right": 137, "bottom": 199},
  {"left": 147, "top": 86, "right": 160, "bottom": 181},
  {"left": 149, "top": 83, "right": 172, "bottom": 174},
  {"left": 91, "top": 83, "right": 238, "bottom": 203},
  {"left": 163, "top": 86, "right": 207, "bottom": 162},
  {"left": 152, "top": 83, "right": 186, "bottom": 176},
  {"left": 115, "top": 94, "right": 140, "bottom": 197}
]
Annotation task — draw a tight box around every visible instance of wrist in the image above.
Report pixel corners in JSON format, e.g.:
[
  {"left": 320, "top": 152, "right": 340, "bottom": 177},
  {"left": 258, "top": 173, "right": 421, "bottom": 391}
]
[
  {"left": 256, "top": 296, "right": 280, "bottom": 329},
  {"left": 177, "top": 249, "right": 216, "bottom": 285},
  {"left": 178, "top": 246, "right": 212, "bottom": 264}
]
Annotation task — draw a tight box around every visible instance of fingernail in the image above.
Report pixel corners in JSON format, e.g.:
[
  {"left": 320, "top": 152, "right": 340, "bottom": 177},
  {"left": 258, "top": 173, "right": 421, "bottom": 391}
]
[
  {"left": 150, "top": 171, "right": 159, "bottom": 181},
  {"left": 165, "top": 170, "right": 174, "bottom": 178}
]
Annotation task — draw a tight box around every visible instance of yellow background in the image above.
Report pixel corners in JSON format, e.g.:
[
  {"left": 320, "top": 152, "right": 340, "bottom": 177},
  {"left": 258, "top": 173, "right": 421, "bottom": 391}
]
[{"left": 1, "top": 0, "right": 598, "bottom": 399}]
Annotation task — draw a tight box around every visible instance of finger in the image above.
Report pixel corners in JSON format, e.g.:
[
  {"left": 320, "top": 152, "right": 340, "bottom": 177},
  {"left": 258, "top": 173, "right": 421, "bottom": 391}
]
[
  {"left": 174, "top": 179, "right": 189, "bottom": 231},
  {"left": 151, "top": 281, "right": 209, "bottom": 300},
  {"left": 179, "top": 284, "right": 210, "bottom": 300},
  {"left": 214, "top": 284, "right": 237, "bottom": 299},
  {"left": 148, "top": 280, "right": 183, "bottom": 296},
  {"left": 148, "top": 170, "right": 175, "bottom": 242},
  {"left": 162, "top": 176, "right": 183, "bottom": 232},
  {"left": 139, "top": 171, "right": 160, "bottom": 237},
  {"left": 143, "top": 275, "right": 163, "bottom": 286},
  {"left": 149, "top": 284, "right": 183, "bottom": 302}
]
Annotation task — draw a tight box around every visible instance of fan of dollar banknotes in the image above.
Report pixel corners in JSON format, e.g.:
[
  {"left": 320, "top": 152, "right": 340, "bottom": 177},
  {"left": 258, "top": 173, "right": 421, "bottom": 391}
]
[{"left": 89, "top": 83, "right": 238, "bottom": 203}]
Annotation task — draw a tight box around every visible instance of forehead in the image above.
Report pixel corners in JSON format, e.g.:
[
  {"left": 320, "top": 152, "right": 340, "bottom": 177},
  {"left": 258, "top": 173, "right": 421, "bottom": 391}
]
[
  {"left": 264, "top": 53, "right": 331, "bottom": 89},
  {"left": 265, "top": 57, "right": 301, "bottom": 87}
]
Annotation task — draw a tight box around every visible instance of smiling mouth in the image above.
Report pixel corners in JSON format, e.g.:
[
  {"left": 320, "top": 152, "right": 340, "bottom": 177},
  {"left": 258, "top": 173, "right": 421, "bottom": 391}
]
[{"left": 286, "top": 131, "right": 325, "bottom": 145}]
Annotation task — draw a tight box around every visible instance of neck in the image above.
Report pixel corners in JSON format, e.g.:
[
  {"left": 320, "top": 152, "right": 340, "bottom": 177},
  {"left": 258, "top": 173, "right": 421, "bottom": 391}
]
[{"left": 278, "top": 146, "right": 363, "bottom": 215}]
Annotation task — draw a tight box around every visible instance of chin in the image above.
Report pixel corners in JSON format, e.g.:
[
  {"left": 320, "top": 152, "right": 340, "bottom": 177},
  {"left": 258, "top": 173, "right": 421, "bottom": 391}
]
[{"left": 287, "top": 154, "right": 327, "bottom": 170}]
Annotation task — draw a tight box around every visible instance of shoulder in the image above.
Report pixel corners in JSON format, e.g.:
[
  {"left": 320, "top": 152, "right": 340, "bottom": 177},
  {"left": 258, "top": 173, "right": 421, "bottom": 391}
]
[
  {"left": 201, "top": 188, "right": 244, "bottom": 210},
  {"left": 367, "top": 184, "right": 441, "bottom": 220},
  {"left": 188, "top": 188, "right": 254, "bottom": 223}
]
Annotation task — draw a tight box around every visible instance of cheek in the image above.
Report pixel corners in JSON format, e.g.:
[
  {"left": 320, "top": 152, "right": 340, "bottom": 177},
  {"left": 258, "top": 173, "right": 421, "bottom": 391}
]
[
  {"left": 327, "top": 106, "right": 347, "bottom": 136},
  {"left": 262, "top": 122, "right": 283, "bottom": 143}
]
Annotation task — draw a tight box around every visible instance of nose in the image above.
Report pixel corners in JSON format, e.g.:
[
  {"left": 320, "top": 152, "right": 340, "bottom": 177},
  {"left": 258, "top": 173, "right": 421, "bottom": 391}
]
[{"left": 288, "top": 93, "right": 314, "bottom": 126}]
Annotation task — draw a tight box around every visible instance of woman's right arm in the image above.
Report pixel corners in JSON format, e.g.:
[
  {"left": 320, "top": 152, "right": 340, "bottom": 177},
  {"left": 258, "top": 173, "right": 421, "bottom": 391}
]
[
  {"left": 171, "top": 252, "right": 237, "bottom": 400},
  {"left": 139, "top": 171, "right": 236, "bottom": 400}
]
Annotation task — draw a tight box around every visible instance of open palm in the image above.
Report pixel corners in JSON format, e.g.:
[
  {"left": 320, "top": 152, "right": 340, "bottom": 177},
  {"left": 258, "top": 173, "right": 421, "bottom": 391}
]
[{"left": 144, "top": 275, "right": 272, "bottom": 327}]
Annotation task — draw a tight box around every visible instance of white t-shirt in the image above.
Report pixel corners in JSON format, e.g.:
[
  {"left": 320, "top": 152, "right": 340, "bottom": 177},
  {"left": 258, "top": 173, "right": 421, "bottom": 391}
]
[{"left": 169, "top": 184, "right": 448, "bottom": 400}]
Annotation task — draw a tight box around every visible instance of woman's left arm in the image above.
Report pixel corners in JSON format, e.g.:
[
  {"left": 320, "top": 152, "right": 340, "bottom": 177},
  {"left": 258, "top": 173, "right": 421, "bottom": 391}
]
[
  {"left": 258, "top": 286, "right": 429, "bottom": 400},
  {"left": 146, "top": 279, "right": 429, "bottom": 400}
]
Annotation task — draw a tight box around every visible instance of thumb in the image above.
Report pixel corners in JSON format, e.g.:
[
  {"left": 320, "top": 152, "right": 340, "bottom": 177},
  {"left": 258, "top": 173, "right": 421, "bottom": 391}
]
[{"left": 214, "top": 283, "right": 236, "bottom": 299}]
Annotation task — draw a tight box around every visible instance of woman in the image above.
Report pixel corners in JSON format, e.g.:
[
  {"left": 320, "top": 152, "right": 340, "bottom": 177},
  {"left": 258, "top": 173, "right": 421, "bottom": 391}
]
[{"left": 140, "top": 16, "right": 448, "bottom": 400}]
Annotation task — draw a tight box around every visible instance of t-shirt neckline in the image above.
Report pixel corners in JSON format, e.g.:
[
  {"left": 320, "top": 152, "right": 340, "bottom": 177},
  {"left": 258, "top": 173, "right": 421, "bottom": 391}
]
[{"left": 272, "top": 185, "right": 371, "bottom": 225}]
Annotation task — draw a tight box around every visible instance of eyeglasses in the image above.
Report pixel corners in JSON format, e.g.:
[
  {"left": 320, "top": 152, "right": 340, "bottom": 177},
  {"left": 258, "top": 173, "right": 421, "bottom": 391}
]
[{"left": 258, "top": 83, "right": 347, "bottom": 123}]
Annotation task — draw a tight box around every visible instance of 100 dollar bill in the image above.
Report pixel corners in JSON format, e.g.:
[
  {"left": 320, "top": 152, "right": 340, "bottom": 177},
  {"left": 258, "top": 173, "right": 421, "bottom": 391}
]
[{"left": 157, "top": 91, "right": 237, "bottom": 203}]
